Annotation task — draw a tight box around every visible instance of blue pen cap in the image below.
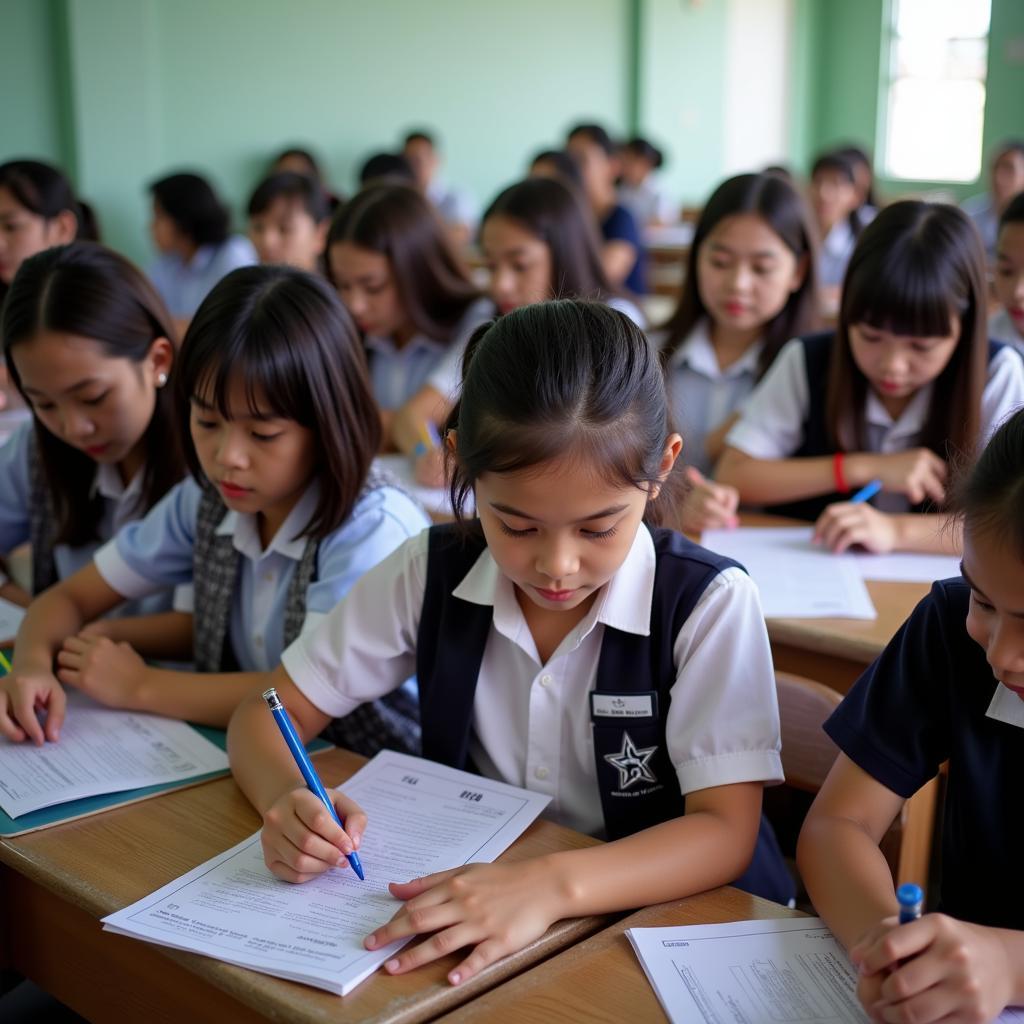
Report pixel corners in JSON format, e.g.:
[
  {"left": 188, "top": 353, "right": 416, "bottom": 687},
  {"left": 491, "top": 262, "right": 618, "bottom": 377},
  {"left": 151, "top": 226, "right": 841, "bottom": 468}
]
[{"left": 897, "top": 883, "right": 924, "bottom": 915}]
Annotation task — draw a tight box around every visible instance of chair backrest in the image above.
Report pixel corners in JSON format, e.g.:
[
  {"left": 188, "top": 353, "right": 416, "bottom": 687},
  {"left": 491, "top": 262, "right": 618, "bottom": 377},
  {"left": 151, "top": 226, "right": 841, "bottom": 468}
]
[{"left": 776, "top": 671, "right": 843, "bottom": 792}]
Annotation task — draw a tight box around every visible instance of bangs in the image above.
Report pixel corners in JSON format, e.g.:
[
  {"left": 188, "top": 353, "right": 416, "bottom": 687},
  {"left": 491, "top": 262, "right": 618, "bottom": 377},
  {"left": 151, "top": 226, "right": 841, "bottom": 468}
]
[
  {"left": 186, "top": 316, "right": 315, "bottom": 426},
  {"left": 843, "top": 245, "right": 964, "bottom": 339}
]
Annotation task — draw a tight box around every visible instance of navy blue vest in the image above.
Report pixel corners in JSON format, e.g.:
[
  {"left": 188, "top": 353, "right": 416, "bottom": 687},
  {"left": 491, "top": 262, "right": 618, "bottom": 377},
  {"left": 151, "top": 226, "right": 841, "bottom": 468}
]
[
  {"left": 769, "top": 332, "right": 1007, "bottom": 521},
  {"left": 415, "top": 522, "right": 793, "bottom": 904}
]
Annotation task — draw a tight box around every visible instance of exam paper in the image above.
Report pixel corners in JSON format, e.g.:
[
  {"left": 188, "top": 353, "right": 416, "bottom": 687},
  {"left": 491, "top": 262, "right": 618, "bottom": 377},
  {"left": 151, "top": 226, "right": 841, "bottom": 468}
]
[
  {"left": 851, "top": 550, "right": 960, "bottom": 583},
  {"left": 0, "top": 692, "right": 229, "bottom": 818},
  {"left": 628, "top": 918, "right": 1024, "bottom": 1024},
  {"left": 375, "top": 454, "right": 474, "bottom": 519},
  {"left": 103, "top": 750, "right": 550, "bottom": 995},
  {"left": 701, "top": 528, "right": 876, "bottom": 619}
]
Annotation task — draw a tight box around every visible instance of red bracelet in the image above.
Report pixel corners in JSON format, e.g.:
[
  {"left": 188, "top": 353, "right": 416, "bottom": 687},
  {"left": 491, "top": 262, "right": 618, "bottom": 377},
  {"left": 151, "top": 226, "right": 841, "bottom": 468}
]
[{"left": 833, "top": 452, "right": 850, "bottom": 494}]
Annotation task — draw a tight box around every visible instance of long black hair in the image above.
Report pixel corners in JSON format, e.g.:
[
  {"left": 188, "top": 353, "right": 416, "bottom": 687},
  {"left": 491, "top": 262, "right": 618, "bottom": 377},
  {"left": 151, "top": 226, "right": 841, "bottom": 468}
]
[
  {"left": 176, "top": 265, "right": 380, "bottom": 540},
  {"left": 447, "top": 300, "right": 683, "bottom": 526},
  {"left": 2, "top": 242, "right": 183, "bottom": 546},
  {"left": 660, "top": 172, "right": 819, "bottom": 375},
  {"left": 150, "top": 172, "right": 230, "bottom": 247}
]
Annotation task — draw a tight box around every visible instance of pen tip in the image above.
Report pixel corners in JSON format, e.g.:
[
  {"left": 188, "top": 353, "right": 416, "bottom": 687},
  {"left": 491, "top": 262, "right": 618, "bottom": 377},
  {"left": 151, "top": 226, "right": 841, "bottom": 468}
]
[{"left": 354, "top": 864, "right": 365, "bottom": 881}]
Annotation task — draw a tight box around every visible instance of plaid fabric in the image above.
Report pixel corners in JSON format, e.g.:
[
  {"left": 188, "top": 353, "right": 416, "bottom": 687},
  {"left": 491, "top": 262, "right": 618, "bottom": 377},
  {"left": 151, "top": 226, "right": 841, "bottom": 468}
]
[
  {"left": 193, "top": 469, "right": 421, "bottom": 756},
  {"left": 27, "top": 433, "right": 58, "bottom": 595}
]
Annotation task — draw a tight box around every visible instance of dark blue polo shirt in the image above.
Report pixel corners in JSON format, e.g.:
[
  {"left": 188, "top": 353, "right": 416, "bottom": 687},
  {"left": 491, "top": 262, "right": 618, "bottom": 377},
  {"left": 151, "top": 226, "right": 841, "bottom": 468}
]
[
  {"left": 601, "top": 203, "right": 646, "bottom": 295},
  {"left": 824, "top": 578, "right": 1024, "bottom": 930}
]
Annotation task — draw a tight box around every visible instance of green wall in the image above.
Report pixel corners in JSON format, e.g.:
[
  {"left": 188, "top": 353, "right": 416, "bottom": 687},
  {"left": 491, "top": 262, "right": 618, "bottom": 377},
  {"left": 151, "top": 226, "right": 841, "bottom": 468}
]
[{"left": 3, "top": 0, "right": 1022, "bottom": 265}]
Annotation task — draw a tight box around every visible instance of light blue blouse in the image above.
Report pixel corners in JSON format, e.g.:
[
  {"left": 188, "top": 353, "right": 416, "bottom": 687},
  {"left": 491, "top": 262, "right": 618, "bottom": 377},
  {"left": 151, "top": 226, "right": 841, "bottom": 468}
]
[
  {"left": 94, "top": 475, "right": 430, "bottom": 671},
  {"left": 148, "top": 235, "right": 257, "bottom": 318}
]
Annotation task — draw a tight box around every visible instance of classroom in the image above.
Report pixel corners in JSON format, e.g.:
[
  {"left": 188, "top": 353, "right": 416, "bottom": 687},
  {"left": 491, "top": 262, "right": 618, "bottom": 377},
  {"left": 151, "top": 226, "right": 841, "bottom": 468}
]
[{"left": 2, "top": 0, "right": 1024, "bottom": 1020}]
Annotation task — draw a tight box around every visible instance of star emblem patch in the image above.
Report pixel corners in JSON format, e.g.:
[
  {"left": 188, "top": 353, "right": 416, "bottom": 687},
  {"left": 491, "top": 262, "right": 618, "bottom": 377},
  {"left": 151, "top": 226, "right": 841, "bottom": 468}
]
[{"left": 603, "top": 731, "right": 658, "bottom": 790}]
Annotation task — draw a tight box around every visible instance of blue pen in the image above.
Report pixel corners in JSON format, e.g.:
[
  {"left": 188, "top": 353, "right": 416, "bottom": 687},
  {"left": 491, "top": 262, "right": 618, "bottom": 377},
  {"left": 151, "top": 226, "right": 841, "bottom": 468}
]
[
  {"left": 850, "top": 478, "right": 883, "bottom": 504},
  {"left": 262, "top": 687, "right": 365, "bottom": 881},
  {"left": 897, "top": 882, "right": 924, "bottom": 923}
]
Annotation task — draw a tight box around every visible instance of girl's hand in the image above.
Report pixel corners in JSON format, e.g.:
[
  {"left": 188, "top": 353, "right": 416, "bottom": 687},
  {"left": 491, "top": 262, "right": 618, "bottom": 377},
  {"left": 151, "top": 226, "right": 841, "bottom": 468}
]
[
  {"left": 857, "top": 449, "right": 947, "bottom": 506},
  {"left": 77, "top": 619, "right": 114, "bottom": 640},
  {"left": 0, "top": 669, "right": 66, "bottom": 744},
  {"left": 681, "top": 466, "right": 739, "bottom": 533},
  {"left": 364, "top": 858, "right": 565, "bottom": 986},
  {"left": 813, "top": 502, "right": 898, "bottom": 553},
  {"left": 56, "top": 635, "right": 147, "bottom": 709},
  {"left": 261, "top": 787, "right": 367, "bottom": 883},
  {"left": 413, "top": 448, "right": 446, "bottom": 489},
  {"left": 850, "top": 914, "right": 1014, "bottom": 1024}
]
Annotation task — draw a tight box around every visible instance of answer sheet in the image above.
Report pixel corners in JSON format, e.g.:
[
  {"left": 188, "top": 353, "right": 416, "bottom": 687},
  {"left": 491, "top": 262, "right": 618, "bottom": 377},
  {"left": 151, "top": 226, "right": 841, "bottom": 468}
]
[
  {"left": 103, "top": 750, "right": 550, "bottom": 995},
  {"left": 701, "top": 528, "right": 876, "bottom": 619},
  {"left": 0, "top": 692, "right": 229, "bottom": 818},
  {"left": 628, "top": 918, "right": 1024, "bottom": 1024}
]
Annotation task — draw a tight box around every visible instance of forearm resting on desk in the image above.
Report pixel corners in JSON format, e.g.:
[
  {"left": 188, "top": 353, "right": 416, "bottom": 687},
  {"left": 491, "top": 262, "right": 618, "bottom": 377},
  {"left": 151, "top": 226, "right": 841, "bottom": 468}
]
[{"left": 81, "top": 610, "right": 194, "bottom": 660}]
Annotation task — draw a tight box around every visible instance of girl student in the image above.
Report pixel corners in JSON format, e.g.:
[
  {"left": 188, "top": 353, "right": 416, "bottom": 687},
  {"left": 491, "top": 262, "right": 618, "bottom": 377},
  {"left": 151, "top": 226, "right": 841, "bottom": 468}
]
[
  {"left": 990, "top": 191, "right": 1024, "bottom": 354},
  {"left": 403, "top": 175, "right": 644, "bottom": 487},
  {"left": 248, "top": 171, "right": 330, "bottom": 273},
  {"left": 716, "top": 201, "right": 1024, "bottom": 555},
  {"left": 228, "top": 300, "right": 791, "bottom": 987},
  {"left": 655, "top": 172, "right": 818, "bottom": 531},
  {"left": 796, "top": 407, "right": 1024, "bottom": 1024},
  {"left": 0, "top": 265, "right": 429, "bottom": 750},
  {"left": 324, "top": 183, "right": 492, "bottom": 450},
  {"left": 809, "top": 150, "right": 869, "bottom": 298},
  {"left": 0, "top": 242, "right": 184, "bottom": 621}
]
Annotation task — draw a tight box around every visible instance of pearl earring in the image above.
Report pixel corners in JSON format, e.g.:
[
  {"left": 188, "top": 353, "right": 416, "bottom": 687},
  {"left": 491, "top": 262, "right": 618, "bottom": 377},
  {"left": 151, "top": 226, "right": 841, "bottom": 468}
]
[{"left": 156, "top": 372, "right": 168, "bottom": 388}]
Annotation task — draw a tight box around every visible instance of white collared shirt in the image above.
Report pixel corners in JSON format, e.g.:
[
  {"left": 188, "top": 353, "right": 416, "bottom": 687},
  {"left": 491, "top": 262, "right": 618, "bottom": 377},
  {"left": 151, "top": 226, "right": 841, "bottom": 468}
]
[
  {"left": 282, "top": 524, "right": 782, "bottom": 837},
  {"left": 726, "top": 337, "right": 1024, "bottom": 512},
  {"left": 656, "top": 320, "right": 764, "bottom": 476},
  {"left": 95, "top": 476, "right": 430, "bottom": 671},
  {"left": 990, "top": 308, "right": 1024, "bottom": 356}
]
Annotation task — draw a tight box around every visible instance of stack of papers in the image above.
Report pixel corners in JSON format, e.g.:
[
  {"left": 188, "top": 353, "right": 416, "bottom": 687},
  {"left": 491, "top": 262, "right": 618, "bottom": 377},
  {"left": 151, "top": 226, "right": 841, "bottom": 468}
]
[
  {"left": 628, "top": 917, "right": 1024, "bottom": 1023},
  {"left": 0, "top": 692, "right": 229, "bottom": 819},
  {"left": 103, "top": 751, "right": 550, "bottom": 995}
]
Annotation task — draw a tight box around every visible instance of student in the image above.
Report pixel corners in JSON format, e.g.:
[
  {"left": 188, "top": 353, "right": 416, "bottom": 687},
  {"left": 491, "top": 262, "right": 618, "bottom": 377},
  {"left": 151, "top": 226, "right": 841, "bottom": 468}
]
[
  {"left": 962, "top": 140, "right": 1024, "bottom": 260},
  {"left": 990, "top": 191, "right": 1024, "bottom": 355},
  {"left": 404, "top": 176, "right": 643, "bottom": 486},
  {"left": 148, "top": 172, "right": 256, "bottom": 322},
  {"left": 0, "top": 159, "right": 97, "bottom": 307},
  {"left": 402, "top": 129, "right": 477, "bottom": 243},
  {"left": 717, "top": 201, "right": 1024, "bottom": 554},
  {"left": 656, "top": 172, "right": 818, "bottom": 529},
  {"left": 528, "top": 148, "right": 583, "bottom": 189},
  {"left": 0, "top": 265, "right": 429, "bottom": 748},
  {"left": 0, "top": 242, "right": 183, "bottom": 616},
  {"left": 566, "top": 123, "right": 646, "bottom": 294},
  {"left": 809, "top": 150, "right": 867, "bottom": 292},
  {"left": 619, "top": 137, "right": 675, "bottom": 227},
  {"left": 269, "top": 146, "right": 341, "bottom": 213},
  {"left": 797, "top": 407, "right": 1024, "bottom": 1024},
  {"left": 358, "top": 152, "right": 416, "bottom": 189},
  {"left": 325, "top": 183, "right": 492, "bottom": 449},
  {"left": 247, "top": 172, "right": 330, "bottom": 274},
  {"left": 834, "top": 143, "right": 878, "bottom": 215},
  {"left": 228, "top": 301, "right": 790, "bottom": 985}
]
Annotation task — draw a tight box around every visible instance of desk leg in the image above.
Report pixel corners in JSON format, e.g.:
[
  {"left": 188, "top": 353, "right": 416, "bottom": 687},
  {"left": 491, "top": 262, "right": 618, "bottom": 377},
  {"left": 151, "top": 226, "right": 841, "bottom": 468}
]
[{"left": 1, "top": 866, "right": 265, "bottom": 1024}]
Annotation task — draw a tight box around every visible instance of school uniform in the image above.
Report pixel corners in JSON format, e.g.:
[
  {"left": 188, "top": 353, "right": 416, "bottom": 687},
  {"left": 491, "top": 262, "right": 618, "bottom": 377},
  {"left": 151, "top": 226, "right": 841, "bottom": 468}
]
[
  {"left": 426, "top": 297, "right": 643, "bottom": 402},
  {"left": 365, "top": 297, "right": 494, "bottom": 410},
  {"left": 825, "top": 578, "right": 1024, "bottom": 929},
  {"left": 427, "top": 179, "right": 478, "bottom": 232},
  {"left": 601, "top": 204, "right": 647, "bottom": 295},
  {"left": 0, "top": 422, "right": 178, "bottom": 615},
  {"left": 618, "top": 181, "right": 675, "bottom": 227},
  {"left": 93, "top": 472, "right": 431, "bottom": 755},
  {"left": 656, "top": 319, "right": 763, "bottom": 476},
  {"left": 148, "top": 235, "right": 257, "bottom": 319},
  {"left": 961, "top": 193, "right": 999, "bottom": 260},
  {"left": 817, "top": 207, "right": 875, "bottom": 289},
  {"left": 725, "top": 332, "right": 1024, "bottom": 520},
  {"left": 282, "top": 520, "right": 792, "bottom": 902},
  {"left": 989, "top": 308, "right": 1024, "bottom": 356}
]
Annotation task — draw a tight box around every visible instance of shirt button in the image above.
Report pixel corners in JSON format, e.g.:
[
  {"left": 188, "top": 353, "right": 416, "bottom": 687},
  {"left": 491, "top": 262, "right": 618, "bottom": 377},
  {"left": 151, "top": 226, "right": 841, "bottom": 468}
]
[
  {"left": 540, "top": 674, "right": 553, "bottom": 688},
  {"left": 534, "top": 766, "right": 549, "bottom": 780},
  {"left": 255, "top": 635, "right": 264, "bottom": 647},
  {"left": 264, "top": 572, "right": 275, "bottom": 583}
]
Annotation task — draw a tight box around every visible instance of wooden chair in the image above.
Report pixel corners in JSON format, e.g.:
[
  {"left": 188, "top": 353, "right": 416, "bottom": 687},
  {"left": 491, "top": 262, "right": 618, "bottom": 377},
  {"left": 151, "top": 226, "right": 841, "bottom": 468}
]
[{"left": 776, "top": 671, "right": 941, "bottom": 888}]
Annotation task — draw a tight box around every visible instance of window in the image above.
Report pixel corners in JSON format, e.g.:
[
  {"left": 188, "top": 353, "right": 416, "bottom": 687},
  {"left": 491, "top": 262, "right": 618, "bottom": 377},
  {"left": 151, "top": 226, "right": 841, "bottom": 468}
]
[{"left": 882, "top": 0, "right": 991, "bottom": 182}]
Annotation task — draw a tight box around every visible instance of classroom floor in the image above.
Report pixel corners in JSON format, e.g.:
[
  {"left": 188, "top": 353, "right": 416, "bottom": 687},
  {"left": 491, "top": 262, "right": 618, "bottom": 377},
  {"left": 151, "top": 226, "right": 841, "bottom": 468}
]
[{"left": 0, "top": 980, "right": 88, "bottom": 1022}]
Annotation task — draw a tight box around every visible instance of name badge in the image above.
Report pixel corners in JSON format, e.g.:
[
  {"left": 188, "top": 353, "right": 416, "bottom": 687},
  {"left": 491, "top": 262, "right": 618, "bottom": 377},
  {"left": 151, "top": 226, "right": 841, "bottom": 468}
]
[
  {"left": 985, "top": 683, "right": 1024, "bottom": 729},
  {"left": 591, "top": 692, "right": 656, "bottom": 719}
]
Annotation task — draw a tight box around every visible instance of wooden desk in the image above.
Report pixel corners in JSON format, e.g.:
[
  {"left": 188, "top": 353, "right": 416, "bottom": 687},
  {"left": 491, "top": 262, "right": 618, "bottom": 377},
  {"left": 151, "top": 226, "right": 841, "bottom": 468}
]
[
  {"left": 0, "top": 748, "right": 607, "bottom": 1024},
  {"left": 437, "top": 887, "right": 802, "bottom": 1023}
]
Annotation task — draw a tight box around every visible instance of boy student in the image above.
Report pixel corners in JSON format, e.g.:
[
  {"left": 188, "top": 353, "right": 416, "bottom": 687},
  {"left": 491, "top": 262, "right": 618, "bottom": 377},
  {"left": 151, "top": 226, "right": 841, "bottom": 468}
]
[{"left": 401, "top": 129, "right": 477, "bottom": 244}]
